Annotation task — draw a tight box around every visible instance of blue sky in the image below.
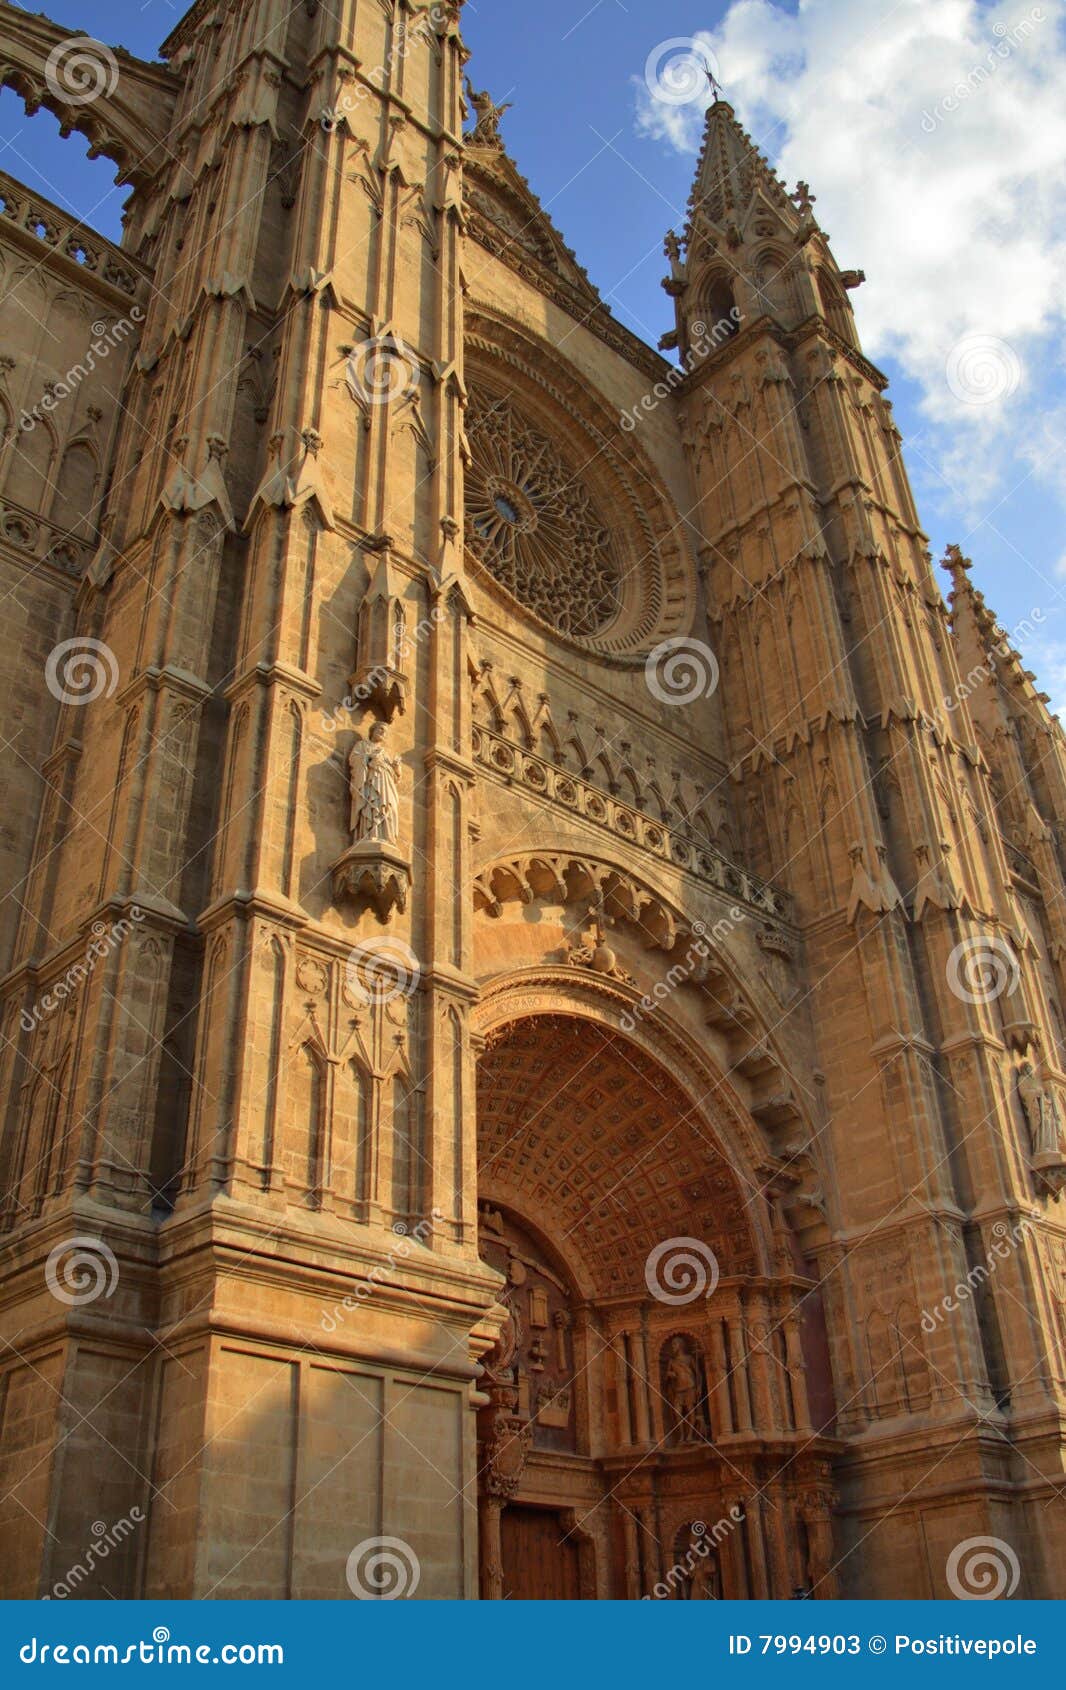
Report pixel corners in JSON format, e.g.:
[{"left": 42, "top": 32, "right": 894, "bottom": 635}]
[{"left": 3, "top": 0, "right": 1064, "bottom": 707}]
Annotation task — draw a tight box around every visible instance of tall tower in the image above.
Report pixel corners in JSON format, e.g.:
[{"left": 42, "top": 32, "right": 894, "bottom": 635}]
[
  {"left": 670, "top": 99, "right": 1066, "bottom": 1592},
  {"left": 0, "top": 0, "right": 497, "bottom": 1599}
]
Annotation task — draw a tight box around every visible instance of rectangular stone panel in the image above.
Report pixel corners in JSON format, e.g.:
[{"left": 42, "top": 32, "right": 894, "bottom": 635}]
[
  {"left": 383, "top": 1379, "right": 466, "bottom": 1601},
  {"left": 291, "top": 1362, "right": 384, "bottom": 1599}
]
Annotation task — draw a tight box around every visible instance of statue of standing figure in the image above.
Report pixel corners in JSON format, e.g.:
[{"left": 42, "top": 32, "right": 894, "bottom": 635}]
[
  {"left": 348, "top": 721, "right": 401, "bottom": 845},
  {"left": 663, "top": 1336, "right": 706, "bottom": 1443},
  {"left": 1018, "top": 1060, "right": 1065, "bottom": 1162}
]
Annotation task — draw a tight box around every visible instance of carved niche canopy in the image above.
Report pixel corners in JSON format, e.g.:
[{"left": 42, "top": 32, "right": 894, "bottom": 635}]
[{"left": 464, "top": 386, "right": 622, "bottom": 640}]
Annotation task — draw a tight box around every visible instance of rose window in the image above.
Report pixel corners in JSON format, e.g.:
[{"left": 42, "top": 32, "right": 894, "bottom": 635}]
[{"left": 464, "top": 388, "right": 622, "bottom": 638}]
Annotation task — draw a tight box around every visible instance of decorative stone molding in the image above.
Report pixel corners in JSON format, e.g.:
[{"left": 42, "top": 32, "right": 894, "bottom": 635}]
[
  {"left": 0, "top": 171, "right": 144, "bottom": 297},
  {"left": 0, "top": 494, "right": 93, "bottom": 576},
  {"left": 472, "top": 723, "right": 790, "bottom": 920}
]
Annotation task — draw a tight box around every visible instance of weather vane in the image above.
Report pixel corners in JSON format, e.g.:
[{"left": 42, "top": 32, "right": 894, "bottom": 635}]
[{"left": 703, "top": 60, "right": 723, "bottom": 103}]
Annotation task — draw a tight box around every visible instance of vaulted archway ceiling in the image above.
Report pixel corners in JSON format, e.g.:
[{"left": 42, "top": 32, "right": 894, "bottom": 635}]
[{"left": 477, "top": 1014, "right": 758, "bottom": 1298}]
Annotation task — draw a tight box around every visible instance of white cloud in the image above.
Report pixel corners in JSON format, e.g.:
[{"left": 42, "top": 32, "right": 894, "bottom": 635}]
[{"left": 634, "top": 0, "right": 1066, "bottom": 513}]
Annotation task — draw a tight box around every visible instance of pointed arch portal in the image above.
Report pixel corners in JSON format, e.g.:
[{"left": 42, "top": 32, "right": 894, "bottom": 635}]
[{"left": 474, "top": 1011, "right": 838, "bottom": 1600}]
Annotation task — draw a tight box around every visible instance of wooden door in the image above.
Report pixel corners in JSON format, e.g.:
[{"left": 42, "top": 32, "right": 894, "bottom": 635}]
[{"left": 500, "top": 1506, "right": 582, "bottom": 1600}]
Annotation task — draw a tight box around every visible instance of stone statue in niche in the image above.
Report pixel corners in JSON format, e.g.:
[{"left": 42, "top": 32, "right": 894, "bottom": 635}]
[
  {"left": 348, "top": 722, "right": 401, "bottom": 844},
  {"left": 662, "top": 1335, "right": 707, "bottom": 1444},
  {"left": 332, "top": 721, "right": 411, "bottom": 920},
  {"left": 1018, "top": 1059, "right": 1066, "bottom": 1195}
]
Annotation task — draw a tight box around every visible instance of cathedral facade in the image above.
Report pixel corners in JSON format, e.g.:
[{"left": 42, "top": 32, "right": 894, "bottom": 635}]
[{"left": 0, "top": 0, "right": 1065, "bottom": 1601}]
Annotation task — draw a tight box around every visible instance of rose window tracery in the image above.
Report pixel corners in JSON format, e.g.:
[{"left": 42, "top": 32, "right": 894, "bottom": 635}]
[{"left": 464, "top": 387, "right": 622, "bottom": 638}]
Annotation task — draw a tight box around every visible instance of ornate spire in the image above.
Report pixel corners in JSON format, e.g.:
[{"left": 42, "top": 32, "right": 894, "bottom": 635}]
[{"left": 684, "top": 99, "right": 797, "bottom": 234}]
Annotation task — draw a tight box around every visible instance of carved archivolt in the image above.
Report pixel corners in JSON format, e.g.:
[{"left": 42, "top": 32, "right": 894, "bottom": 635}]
[{"left": 472, "top": 856, "right": 827, "bottom": 1248}]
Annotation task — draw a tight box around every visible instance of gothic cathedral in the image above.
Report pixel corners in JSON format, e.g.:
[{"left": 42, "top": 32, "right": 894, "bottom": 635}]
[{"left": 0, "top": 0, "right": 1064, "bottom": 1602}]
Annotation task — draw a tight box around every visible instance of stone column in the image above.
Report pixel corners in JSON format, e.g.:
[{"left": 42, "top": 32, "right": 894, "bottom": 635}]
[
  {"left": 745, "top": 1291, "right": 776, "bottom": 1434},
  {"left": 708, "top": 1316, "right": 733, "bottom": 1436},
  {"left": 728, "top": 1307, "right": 753, "bottom": 1433},
  {"left": 479, "top": 1496, "right": 504, "bottom": 1601}
]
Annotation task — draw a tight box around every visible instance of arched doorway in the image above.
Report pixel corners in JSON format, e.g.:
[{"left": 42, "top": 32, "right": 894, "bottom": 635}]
[{"left": 474, "top": 1012, "right": 838, "bottom": 1600}]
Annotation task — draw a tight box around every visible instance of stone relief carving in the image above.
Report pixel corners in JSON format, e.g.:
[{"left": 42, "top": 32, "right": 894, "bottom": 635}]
[{"left": 563, "top": 903, "right": 635, "bottom": 985}]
